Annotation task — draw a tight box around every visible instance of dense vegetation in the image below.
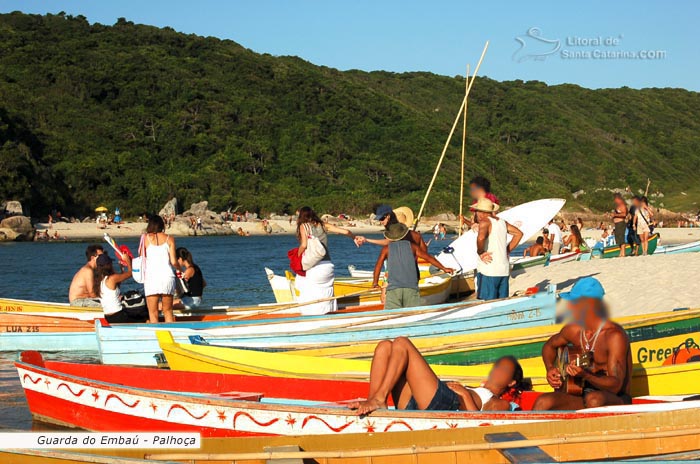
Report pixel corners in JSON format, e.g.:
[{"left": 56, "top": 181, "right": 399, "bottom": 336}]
[{"left": 1, "top": 12, "right": 699, "bottom": 217}]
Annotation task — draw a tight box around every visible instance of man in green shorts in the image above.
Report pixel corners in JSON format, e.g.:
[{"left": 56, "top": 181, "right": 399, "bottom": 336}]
[{"left": 372, "top": 223, "right": 454, "bottom": 309}]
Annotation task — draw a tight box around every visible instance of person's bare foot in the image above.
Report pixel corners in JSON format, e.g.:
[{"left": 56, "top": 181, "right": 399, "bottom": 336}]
[{"left": 349, "top": 397, "right": 386, "bottom": 416}]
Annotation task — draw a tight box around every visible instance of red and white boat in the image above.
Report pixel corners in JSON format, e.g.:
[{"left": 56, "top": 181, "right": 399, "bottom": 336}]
[{"left": 16, "top": 352, "right": 700, "bottom": 437}]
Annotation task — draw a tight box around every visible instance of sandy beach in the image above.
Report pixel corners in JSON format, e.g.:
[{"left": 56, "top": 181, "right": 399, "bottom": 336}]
[
  {"left": 511, "top": 252, "right": 700, "bottom": 317},
  {"left": 34, "top": 218, "right": 388, "bottom": 241}
]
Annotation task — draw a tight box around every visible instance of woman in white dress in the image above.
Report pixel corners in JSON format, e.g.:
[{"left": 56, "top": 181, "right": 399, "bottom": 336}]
[
  {"left": 143, "top": 215, "right": 177, "bottom": 322},
  {"left": 296, "top": 206, "right": 356, "bottom": 315}
]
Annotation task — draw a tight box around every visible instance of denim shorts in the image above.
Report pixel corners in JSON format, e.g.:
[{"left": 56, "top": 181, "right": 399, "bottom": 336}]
[{"left": 405, "top": 380, "right": 461, "bottom": 411}]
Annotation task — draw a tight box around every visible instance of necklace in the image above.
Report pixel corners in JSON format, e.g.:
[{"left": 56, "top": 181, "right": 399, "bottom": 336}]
[{"left": 581, "top": 319, "right": 606, "bottom": 352}]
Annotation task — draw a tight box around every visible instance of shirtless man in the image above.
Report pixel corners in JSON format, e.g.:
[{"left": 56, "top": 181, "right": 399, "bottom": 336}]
[
  {"left": 68, "top": 245, "right": 104, "bottom": 307},
  {"left": 532, "top": 277, "right": 632, "bottom": 410},
  {"left": 523, "top": 237, "right": 547, "bottom": 257},
  {"left": 612, "top": 193, "right": 629, "bottom": 257}
]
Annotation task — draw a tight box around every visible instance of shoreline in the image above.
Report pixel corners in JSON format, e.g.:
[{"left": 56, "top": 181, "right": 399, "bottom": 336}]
[{"left": 27, "top": 219, "right": 700, "bottom": 246}]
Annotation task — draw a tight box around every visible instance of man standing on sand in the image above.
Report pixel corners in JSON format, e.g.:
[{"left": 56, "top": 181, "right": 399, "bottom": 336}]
[
  {"left": 612, "top": 194, "right": 629, "bottom": 257},
  {"left": 372, "top": 223, "right": 454, "bottom": 309},
  {"left": 68, "top": 245, "right": 104, "bottom": 307},
  {"left": 532, "top": 277, "right": 632, "bottom": 410},
  {"left": 475, "top": 199, "right": 523, "bottom": 300},
  {"left": 547, "top": 219, "right": 563, "bottom": 255}
]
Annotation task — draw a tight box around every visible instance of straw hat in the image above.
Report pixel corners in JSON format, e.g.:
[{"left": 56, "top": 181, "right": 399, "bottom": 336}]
[
  {"left": 393, "top": 206, "right": 415, "bottom": 228},
  {"left": 384, "top": 223, "right": 409, "bottom": 241},
  {"left": 472, "top": 198, "right": 500, "bottom": 213}
]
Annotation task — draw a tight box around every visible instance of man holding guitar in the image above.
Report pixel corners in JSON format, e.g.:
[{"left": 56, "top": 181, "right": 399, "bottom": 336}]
[{"left": 533, "top": 277, "right": 632, "bottom": 410}]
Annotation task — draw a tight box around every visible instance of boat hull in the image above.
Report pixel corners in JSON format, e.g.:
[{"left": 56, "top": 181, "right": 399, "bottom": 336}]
[
  {"left": 97, "top": 289, "right": 557, "bottom": 366},
  {"left": 602, "top": 233, "right": 659, "bottom": 258},
  {"left": 17, "top": 353, "right": 700, "bottom": 441}
]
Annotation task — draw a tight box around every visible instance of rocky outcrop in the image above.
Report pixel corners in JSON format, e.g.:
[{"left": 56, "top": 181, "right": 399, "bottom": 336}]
[
  {"left": 159, "top": 197, "right": 178, "bottom": 217},
  {"left": 1, "top": 200, "right": 24, "bottom": 216},
  {"left": 0, "top": 215, "right": 35, "bottom": 241},
  {"left": 183, "top": 201, "right": 224, "bottom": 225}
]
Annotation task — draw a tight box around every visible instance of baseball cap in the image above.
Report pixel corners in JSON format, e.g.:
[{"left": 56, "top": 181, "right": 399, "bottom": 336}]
[
  {"left": 375, "top": 204, "right": 393, "bottom": 220},
  {"left": 559, "top": 277, "right": 605, "bottom": 302}
]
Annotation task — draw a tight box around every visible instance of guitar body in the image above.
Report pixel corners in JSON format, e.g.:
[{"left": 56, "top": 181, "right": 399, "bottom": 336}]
[{"left": 556, "top": 345, "right": 592, "bottom": 396}]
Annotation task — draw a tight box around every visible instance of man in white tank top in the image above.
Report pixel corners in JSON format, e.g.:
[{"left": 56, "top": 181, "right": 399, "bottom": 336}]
[{"left": 474, "top": 198, "right": 523, "bottom": 300}]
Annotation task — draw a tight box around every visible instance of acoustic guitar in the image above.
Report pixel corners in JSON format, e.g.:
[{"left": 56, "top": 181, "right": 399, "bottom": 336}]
[{"left": 555, "top": 345, "right": 592, "bottom": 396}]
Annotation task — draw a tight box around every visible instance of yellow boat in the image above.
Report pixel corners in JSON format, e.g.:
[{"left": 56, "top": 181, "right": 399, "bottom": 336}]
[
  {"left": 157, "top": 330, "right": 700, "bottom": 396},
  {"left": 265, "top": 268, "right": 454, "bottom": 306},
  {"left": 291, "top": 307, "right": 700, "bottom": 361}
]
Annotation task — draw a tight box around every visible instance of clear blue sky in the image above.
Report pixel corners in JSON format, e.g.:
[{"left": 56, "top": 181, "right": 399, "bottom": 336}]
[{"left": 3, "top": 0, "right": 699, "bottom": 90}]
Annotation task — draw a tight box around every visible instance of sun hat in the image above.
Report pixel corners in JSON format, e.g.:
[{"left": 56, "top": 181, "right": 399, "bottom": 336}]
[
  {"left": 472, "top": 198, "right": 500, "bottom": 213},
  {"left": 393, "top": 206, "right": 415, "bottom": 228},
  {"left": 384, "top": 223, "right": 409, "bottom": 241},
  {"left": 560, "top": 277, "right": 605, "bottom": 302}
]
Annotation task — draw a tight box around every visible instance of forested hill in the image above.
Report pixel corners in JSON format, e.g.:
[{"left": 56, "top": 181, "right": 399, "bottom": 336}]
[{"left": 2, "top": 12, "right": 699, "bottom": 217}]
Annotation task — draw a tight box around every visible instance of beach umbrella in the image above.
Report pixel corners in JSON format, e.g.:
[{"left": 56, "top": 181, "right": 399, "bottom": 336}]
[{"left": 95, "top": 206, "right": 108, "bottom": 213}]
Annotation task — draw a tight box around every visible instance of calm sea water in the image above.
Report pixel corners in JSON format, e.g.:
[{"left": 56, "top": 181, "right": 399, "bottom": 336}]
[{"left": 0, "top": 232, "right": 462, "bottom": 430}]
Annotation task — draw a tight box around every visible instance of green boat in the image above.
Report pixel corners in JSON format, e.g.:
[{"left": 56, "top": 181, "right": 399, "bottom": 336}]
[
  {"left": 422, "top": 308, "right": 699, "bottom": 366},
  {"left": 602, "top": 233, "right": 660, "bottom": 258}
]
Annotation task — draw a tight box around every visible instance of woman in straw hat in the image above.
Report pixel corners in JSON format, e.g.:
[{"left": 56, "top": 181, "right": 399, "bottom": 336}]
[
  {"left": 355, "top": 205, "right": 428, "bottom": 252},
  {"left": 473, "top": 198, "right": 523, "bottom": 301}
]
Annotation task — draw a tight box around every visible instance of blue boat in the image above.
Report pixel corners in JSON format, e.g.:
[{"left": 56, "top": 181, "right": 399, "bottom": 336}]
[
  {"left": 96, "top": 286, "right": 557, "bottom": 366},
  {"left": 0, "top": 295, "right": 515, "bottom": 352}
]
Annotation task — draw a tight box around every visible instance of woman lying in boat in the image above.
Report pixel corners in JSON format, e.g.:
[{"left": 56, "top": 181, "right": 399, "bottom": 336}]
[{"left": 349, "top": 337, "right": 526, "bottom": 416}]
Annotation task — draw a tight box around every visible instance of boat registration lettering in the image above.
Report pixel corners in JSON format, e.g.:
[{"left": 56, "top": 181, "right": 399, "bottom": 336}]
[
  {"left": 507, "top": 310, "right": 525, "bottom": 321},
  {"left": 0, "top": 304, "right": 24, "bottom": 312},
  {"left": 4, "top": 326, "right": 39, "bottom": 333},
  {"left": 637, "top": 338, "right": 698, "bottom": 363}
]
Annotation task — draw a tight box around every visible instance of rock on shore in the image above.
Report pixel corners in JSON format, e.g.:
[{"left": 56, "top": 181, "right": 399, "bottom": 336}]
[{"left": 0, "top": 215, "right": 35, "bottom": 241}]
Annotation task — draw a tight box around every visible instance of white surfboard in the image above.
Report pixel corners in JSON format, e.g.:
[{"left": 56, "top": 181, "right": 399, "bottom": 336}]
[{"left": 436, "top": 198, "right": 566, "bottom": 272}]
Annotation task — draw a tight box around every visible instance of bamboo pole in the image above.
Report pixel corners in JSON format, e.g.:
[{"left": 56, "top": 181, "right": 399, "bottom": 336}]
[
  {"left": 148, "top": 425, "right": 700, "bottom": 461},
  {"left": 458, "top": 64, "right": 470, "bottom": 236},
  {"left": 414, "top": 41, "right": 489, "bottom": 230}
]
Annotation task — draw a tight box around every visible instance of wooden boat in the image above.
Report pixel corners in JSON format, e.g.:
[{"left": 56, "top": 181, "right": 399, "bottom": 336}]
[
  {"left": 0, "top": 449, "right": 177, "bottom": 464},
  {"left": 97, "top": 288, "right": 557, "bottom": 366},
  {"left": 0, "top": 296, "right": 388, "bottom": 352},
  {"left": 6, "top": 406, "right": 700, "bottom": 463},
  {"left": 6, "top": 405, "right": 700, "bottom": 464},
  {"left": 266, "top": 268, "right": 453, "bottom": 306},
  {"left": 0, "top": 296, "right": 382, "bottom": 319},
  {"left": 159, "top": 329, "right": 700, "bottom": 396},
  {"left": 292, "top": 307, "right": 700, "bottom": 364},
  {"left": 602, "top": 233, "right": 659, "bottom": 258},
  {"left": 16, "top": 351, "right": 700, "bottom": 441},
  {"left": 510, "top": 254, "right": 547, "bottom": 271},
  {"left": 655, "top": 240, "right": 700, "bottom": 255},
  {"left": 548, "top": 251, "right": 581, "bottom": 265},
  {"left": 348, "top": 264, "right": 477, "bottom": 298}
]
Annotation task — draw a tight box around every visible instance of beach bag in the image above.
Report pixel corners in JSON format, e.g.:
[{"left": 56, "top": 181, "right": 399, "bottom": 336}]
[
  {"left": 121, "top": 290, "right": 149, "bottom": 322},
  {"left": 301, "top": 224, "right": 327, "bottom": 271},
  {"left": 131, "top": 234, "right": 147, "bottom": 284}
]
